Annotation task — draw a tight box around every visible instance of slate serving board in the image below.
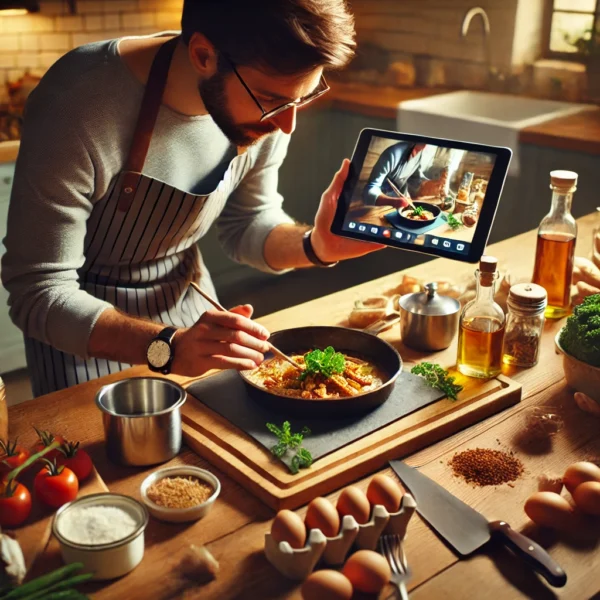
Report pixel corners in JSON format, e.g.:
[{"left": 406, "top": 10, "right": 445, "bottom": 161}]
[{"left": 186, "top": 370, "right": 445, "bottom": 469}]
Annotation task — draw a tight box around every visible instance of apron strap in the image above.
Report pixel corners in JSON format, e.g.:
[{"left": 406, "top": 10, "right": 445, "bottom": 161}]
[{"left": 118, "top": 35, "right": 180, "bottom": 211}]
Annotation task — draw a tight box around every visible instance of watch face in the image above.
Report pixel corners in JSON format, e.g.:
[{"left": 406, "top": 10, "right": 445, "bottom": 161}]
[{"left": 147, "top": 339, "right": 171, "bottom": 369}]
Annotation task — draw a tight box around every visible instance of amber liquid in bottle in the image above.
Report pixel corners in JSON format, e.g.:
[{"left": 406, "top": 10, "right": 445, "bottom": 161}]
[
  {"left": 532, "top": 232, "right": 575, "bottom": 319},
  {"left": 531, "top": 171, "right": 578, "bottom": 319},
  {"left": 458, "top": 317, "right": 505, "bottom": 379},
  {"left": 457, "top": 256, "right": 505, "bottom": 379}
]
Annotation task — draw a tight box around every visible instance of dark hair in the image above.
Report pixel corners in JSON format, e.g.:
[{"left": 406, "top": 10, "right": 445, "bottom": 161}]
[{"left": 181, "top": 0, "right": 356, "bottom": 75}]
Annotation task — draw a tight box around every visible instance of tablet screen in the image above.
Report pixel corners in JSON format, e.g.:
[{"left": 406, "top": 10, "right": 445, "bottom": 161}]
[{"left": 333, "top": 129, "right": 511, "bottom": 263}]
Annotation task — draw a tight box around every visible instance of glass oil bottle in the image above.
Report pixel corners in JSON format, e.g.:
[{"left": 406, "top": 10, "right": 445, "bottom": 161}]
[
  {"left": 457, "top": 256, "right": 505, "bottom": 378},
  {"left": 532, "top": 170, "right": 578, "bottom": 319}
]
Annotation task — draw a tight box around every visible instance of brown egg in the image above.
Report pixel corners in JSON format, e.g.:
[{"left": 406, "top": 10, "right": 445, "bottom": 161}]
[
  {"left": 337, "top": 486, "right": 371, "bottom": 525},
  {"left": 305, "top": 497, "right": 341, "bottom": 537},
  {"left": 301, "top": 570, "right": 353, "bottom": 600},
  {"left": 572, "top": 481, "right": 600, "bottom": 516},
  {"left": 271, "top": 510, "right": 306, "bottom": 549},
  {"left": 342, "top": 550, "right": 391, "bottom": 594},
  {"left": 367, "top": 474, "right": 403, "bottom": 513},
  {"left": 524, "top": 492, "right": 579, "bottom": 531},
  {"left": 563, "top": 462, "right": 600, "bottom": 494}
]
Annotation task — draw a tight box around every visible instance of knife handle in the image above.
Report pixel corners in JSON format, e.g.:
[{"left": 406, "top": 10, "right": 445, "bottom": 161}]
[{"left": 489, "top": 520, "right": 567, "bottom": 588}]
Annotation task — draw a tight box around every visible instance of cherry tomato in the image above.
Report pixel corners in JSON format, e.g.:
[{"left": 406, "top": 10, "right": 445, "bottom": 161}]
[
  {"left": 0, "top": 439, "right": 30, "bottom": 474},
  {"left": 34, "top": 460, "right": 78, "bottom": 508},
  {"left": 0, "top": 480, "right": 32, "bottom": 527},
  {"left": 32, "top": 428, "right": 65, "bottom": 461},
  {"left": 57, "top": 441, "right": 93, "bottom": 481}
]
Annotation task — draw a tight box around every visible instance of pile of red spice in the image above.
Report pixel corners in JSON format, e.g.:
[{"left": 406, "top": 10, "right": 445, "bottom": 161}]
[{"left": 449, "top": 448, "right": 524, "bottom": 486}]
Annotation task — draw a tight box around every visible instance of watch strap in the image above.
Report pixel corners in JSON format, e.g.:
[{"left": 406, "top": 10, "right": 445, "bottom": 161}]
[
  {"left": 302, "top": 229, "right": 338, "bottom": 268},
  {"left": 156, "top": 326, "right": 177, "bottom": 344}
]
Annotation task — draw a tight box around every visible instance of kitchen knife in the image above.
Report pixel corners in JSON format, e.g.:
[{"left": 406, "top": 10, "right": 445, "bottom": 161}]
[{"left": 389, "top": 460, "right": 567, "bottom": 588}]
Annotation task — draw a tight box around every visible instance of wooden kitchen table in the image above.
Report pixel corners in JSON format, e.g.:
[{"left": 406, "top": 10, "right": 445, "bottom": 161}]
[{"left": 7, "top": 212, "right": 600, "bottom": 599}]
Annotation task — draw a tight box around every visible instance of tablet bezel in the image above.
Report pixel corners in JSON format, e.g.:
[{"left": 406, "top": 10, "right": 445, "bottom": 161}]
[{"left": 330, "top": 127, "right": 512, "bottom": 264}]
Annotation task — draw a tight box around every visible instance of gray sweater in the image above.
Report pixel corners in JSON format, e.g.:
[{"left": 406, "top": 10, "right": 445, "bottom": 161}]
[{"left": 1, "top": 37, "right": 293, "bottom": 359}]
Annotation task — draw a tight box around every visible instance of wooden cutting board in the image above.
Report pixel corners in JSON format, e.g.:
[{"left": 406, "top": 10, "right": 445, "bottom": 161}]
[{"left": 182, "top": 372, "right": 521, "bottom": 511}]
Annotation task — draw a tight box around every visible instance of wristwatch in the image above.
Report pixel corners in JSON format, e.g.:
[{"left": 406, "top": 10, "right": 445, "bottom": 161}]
[
  {"left": 146, "top": 327, "right": 178, "bottom": 375},
  {"left": 302, "top": 229, "right": 338, "bottom": 268}
]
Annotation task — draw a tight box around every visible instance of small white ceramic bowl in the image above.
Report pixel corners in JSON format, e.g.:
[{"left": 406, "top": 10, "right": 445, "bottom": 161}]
[
  {"left": 140, "top": 465, "right": 221, "bottom": 523},
  {"left": 52, "top": 493, "right": 149, "bottom": 581}
]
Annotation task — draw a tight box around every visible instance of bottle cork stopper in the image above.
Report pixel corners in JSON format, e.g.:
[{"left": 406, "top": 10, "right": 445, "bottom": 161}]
[
  {"left": 550, "top": 170, "right": 578, "bottom": 189},
  {"left": 479, "top": 255, "right": 497, "bottom": 273}
]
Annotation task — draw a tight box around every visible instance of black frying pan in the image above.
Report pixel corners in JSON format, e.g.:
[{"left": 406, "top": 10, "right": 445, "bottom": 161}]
[{"left": 239, "top": 325, "right": 402, "bottom": 418}]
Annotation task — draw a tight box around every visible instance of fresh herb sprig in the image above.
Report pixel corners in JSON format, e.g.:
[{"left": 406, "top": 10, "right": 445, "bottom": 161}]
[
  {"left": 300, "top": 346, "right": 345, "bottom": 381},
  {"left": 266, "top": 421, "right": 314, "bottom": 474},
  {"left": 412, "top": 205, "right": 425, "bottom": 217},
  {"left": 411, "top": 362, "right": 463, "bottom": 401},
  {"left": 443, "top": 212, "right": 463, "bottom": 230}
]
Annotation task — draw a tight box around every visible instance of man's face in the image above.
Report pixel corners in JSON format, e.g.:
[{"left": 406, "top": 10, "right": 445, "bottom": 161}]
[{"left": 199, "top": 62, "right": 323, "bottom": 148}]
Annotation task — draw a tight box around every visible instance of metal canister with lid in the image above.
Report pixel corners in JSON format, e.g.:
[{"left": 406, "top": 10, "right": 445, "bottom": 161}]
[
  {"left": 399, "top": 282, "right": 461, "bottom": 351},
  {"left": 502, "top": 283, "right": 547, "bottom": 368}
]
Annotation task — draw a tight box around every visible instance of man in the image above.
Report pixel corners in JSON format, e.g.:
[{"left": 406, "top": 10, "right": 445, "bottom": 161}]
[
  {"left": 1, "top": 0, "right": 382, "bottom": 396},
  {"left": 363, "top": 142, "right": 444, "bottom": 208}
]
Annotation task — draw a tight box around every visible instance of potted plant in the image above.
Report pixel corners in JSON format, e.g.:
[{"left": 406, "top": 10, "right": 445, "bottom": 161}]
[
  {"left": 565, "top": 28, "right": 600, "bottom": 103},
  {"left": 555, "top": 294, "right": 600, "bottom": 408}
]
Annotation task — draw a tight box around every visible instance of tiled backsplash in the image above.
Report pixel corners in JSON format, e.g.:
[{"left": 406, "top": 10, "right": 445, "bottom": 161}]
[{"left": 0, "top": 0, "right": 183, "bottom": 90}]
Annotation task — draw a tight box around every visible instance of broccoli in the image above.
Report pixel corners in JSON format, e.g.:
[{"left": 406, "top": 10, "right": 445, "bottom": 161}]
[{"left": 559, "top": 294, "right": 600, "bottom": 367}]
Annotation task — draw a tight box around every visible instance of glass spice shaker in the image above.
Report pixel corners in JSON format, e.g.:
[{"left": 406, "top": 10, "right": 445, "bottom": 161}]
[{"left": 502, "top": 283, "right": 547, "bottom": 368}]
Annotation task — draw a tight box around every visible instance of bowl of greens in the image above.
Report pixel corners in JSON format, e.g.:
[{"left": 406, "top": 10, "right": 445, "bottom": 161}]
[{"left": 555, "top": 294, "right": 600, "bottom": 405}]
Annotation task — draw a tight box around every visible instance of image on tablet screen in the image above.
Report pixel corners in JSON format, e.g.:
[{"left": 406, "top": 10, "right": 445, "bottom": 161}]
[{"left": 342, "top": 135, "right": 498, "bottom": 257}]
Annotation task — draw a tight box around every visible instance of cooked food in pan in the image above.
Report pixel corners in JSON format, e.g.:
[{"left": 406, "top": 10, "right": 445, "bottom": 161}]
[
  {"left": 401, "top": 205, "right": 435, "bottom": 221},
  {"left": 245, "top": 346, "right": 388, "bottom": 399}
]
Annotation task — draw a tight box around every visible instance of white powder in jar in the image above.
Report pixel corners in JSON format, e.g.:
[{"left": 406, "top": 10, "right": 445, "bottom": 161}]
[{"left": 58, "top": 505, "right": 138, "bottom": 545}]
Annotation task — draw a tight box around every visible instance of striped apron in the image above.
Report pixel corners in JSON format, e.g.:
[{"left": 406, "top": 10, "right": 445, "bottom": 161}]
[{"left": 25, "top": 35, "right": 251, "bottom": 397}]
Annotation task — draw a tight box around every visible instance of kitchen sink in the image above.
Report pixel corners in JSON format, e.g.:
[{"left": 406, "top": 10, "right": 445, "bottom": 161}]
[{"left": 397, "top": 91, "right": 594, "bottom": 175}]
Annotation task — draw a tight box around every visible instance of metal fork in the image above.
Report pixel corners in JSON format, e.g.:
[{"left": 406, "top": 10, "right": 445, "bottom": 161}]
[{"left": 379, "top": 534, "right": 411, "bottom": 600}]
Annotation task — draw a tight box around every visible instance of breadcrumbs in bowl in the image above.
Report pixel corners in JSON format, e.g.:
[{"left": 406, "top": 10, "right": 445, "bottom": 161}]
[{"left": 140, "top": 466, "right": 220, "bottom": 523}]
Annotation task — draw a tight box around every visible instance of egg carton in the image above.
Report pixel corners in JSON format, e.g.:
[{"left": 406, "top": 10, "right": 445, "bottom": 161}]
[{"left": 264, "top": 493, "right": 416, "bottom": 581}]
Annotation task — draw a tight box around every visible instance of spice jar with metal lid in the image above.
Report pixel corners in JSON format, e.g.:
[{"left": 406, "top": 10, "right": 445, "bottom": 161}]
[
  {"left": 502, "top": 283, "right": 547, "bottom": 368},
  {"left": 399, "top": 282, "right": 460, "bottom": 351}
]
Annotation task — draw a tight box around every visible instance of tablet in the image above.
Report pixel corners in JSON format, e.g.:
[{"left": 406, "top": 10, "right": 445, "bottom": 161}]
[{"left": 331, "top": 128, "right": 512, "bottom": 263}]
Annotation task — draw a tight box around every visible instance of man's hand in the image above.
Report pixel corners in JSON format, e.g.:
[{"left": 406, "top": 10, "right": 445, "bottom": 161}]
[
  {"left": 376, "top": 194, "right": 411, "bottom": 209},
  {"left": 311, "top": 159, "right": 385, "bottom": 264},
  {"left": 171, "top": 305, "right": 271, "bottom": 376}
]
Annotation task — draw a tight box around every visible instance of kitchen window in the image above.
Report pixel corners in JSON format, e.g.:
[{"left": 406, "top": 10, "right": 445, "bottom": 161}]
[{"left": 545, "top": 0, "right": 599, "bottom": 59}]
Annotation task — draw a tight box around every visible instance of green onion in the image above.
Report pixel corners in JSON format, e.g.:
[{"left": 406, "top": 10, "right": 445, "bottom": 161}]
[{"left": 1, "top": 564, "right": 84, "bottom": 600}]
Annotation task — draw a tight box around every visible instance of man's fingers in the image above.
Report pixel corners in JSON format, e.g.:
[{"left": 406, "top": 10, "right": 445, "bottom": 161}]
[
  {"left": 195, "top": 341, "right": 265, "bottom": 366},
  {"left": 199, "top": 309, "right": 269, "bottom": 340},
  {"left": 202, "top": 356, "right": 259, "bottom": 372},
  {"left": 200, "top": 324, "right": 270, "bottom": 353},
  {"left": 229, "top": 304, "right": 254, "bottom": 319}
]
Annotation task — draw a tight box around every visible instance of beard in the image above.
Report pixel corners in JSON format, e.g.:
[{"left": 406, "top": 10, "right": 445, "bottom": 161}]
[{"left": 199, "top": 71, "right": 277, "bottom": 148}]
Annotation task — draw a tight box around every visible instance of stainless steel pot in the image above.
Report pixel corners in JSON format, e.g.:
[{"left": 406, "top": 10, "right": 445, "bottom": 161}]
[
  {"left": 96, "top": 377, "right": 187, "bottom": 466},
  {"left": 399, "top": 282, "right": 460, "bottom": 351}
]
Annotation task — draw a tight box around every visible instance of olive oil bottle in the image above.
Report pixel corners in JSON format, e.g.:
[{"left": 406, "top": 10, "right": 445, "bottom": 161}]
[
  {"left": 532, "top": 170, "right": 578, "bottom": 319},
  {"left": 457, "top": 256, "right": 505, "bottom": 378}
]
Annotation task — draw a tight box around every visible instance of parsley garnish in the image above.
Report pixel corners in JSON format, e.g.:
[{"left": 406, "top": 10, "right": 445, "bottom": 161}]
[
  {"left": 443, "top": 212, "right": 463, "bottom": 230},
  {"left": 266, "top": 421, "right": 313, "bottom": 474},
  {"left": 411, "top": 362, "right": 463, "bottom": 401},
  {"left": 300, "top": 346, "right": 345, "bottom": 381},
  {"left": 412, "top": 205, "right": 425, "bottom": 217}
]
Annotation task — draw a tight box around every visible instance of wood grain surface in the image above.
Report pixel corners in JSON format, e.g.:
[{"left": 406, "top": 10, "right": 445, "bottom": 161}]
[{"left": 5, "top": 212, "right": 599, "bottom": 599}]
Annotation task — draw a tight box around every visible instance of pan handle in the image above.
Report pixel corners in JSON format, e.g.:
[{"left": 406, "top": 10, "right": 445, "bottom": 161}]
[
  {"left": 364, "top": 313, "right": 401, "bottom": 336},
  {"left": 489, "top": 520, "right": 567, "bottom": 588}
]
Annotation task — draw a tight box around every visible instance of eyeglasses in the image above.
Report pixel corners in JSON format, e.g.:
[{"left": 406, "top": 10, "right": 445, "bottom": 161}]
[{"left": 224, "top": 56, "right": 330, "bottom": 121}]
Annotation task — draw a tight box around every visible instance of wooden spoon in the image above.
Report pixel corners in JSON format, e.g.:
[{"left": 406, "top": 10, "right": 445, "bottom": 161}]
[{"left": 188, "top": 281, "right": 304, "bottom": 371}]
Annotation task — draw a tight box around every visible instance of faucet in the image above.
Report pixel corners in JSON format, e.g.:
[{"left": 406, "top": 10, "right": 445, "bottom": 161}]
[{"left": 460, "top": 7, "right": 500, "bottom": 88}]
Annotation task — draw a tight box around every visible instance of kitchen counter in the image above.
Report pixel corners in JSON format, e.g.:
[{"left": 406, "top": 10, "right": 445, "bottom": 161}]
[
  {"left": 7, "top": 211, "right": 600, "bottom": 599},
  {"left": 328, "top": 82, "right": 600, "bottom": 155},
  {"left": 0, "top": 140, "right": 19, "bottom": 164}
]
